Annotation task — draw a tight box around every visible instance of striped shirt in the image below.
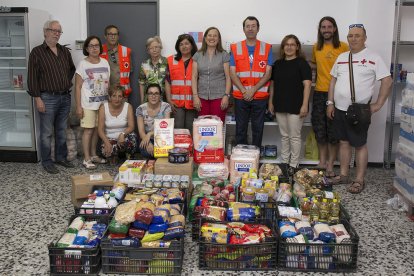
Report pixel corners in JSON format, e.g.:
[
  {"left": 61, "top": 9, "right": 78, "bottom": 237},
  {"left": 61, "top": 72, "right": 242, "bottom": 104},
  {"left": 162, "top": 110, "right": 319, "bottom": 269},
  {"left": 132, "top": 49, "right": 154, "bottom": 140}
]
[{"left": 28, "top": 41, "right": 76, "bottom": 97}]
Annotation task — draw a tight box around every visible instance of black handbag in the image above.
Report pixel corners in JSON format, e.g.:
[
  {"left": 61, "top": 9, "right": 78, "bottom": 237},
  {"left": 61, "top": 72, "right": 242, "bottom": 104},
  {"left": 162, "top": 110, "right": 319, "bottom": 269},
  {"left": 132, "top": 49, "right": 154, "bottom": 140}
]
[{"left": 345, "top": 52, "right": 371, "bottom": 126}]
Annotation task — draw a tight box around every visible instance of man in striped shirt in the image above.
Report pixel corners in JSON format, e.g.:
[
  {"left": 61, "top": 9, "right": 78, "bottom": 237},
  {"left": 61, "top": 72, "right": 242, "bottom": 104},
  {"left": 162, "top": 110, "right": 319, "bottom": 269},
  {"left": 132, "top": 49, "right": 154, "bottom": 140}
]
[{"left": 28, "top": 20, "right": 76, "bottom": 174}]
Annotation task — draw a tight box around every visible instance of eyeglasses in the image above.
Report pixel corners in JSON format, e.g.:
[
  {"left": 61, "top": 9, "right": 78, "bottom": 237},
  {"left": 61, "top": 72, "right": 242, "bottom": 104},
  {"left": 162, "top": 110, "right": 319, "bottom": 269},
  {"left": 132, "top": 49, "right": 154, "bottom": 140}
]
[
  {"left": 106, "top": 33, "right": 119, "bottom": 37},
  {"left": 349, "top": 24, "right": 364, "bottom": 29},
  {"left": 147, "top": 92, "right": 160, "bottom": 96},
  {"left": 88, "top": 44, "right": 100, "bottom": 49},
  {"left": 110, "top": 52, "right": 117, "bottom": 64},
  {"left": 46, "top": 28, "right": 63, "bottom": 34},
  {"left": 284, "top": 43, "right": 297, "bottom": 48}
]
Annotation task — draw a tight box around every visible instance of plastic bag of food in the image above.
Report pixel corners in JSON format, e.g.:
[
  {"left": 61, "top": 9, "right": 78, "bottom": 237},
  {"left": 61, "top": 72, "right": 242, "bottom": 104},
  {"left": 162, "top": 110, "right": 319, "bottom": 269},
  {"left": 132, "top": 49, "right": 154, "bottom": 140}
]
[
  {"left": 132, "top": 220, "right": 149, "bottom": 231},
  {"left": 201, "top": 231, "right": 228, "bottom": 243},
  {"left": 128, "top": 227, "right": 146, "bottom": 239},
  {"left": 136, "top": 201, "right": 156, "bottom": 212},
  {"left": 115, "top": 201, "right": 137, "bottom": 224},
  {"left": 151, "top": 194, "right": 165, "bottom": 207},
  {"left": 279, "top": 221, "right": 297, "bottom": 238},
  {"left": 164, "top": 226, "right": 185, "bottom": 240},
  {"left": 57, "top": 233, "right": 76, "bottom": 247},
  {"left": 229, "top": 233, "right": 261, "bottom": 244},
  {"left": 295, "top": 221, "right": 314, "bottom": 240},
  {"left": 149, "top": 223, "right": 169, "bottom": 234},
  {"left": 169, "top": 214, "right": 186, "bottom": 227},
  {"left": 134, "top": 208, "right": 154, "bottom": 225},
  {"left": 259, "top": 163, "right": 283, "bottom": 179},
  {"left": 168, "top": 192, "right": 183, "bottom": 204},
  {"left": 330, "top": 224, "right": 351, "bottom": 243},
  {"left": 141, "top": 231, "right": 164, "bottom": 243},
  {"left": 242, "top": 224, "right": 272, "bottom": 236},
  {"left": 152, "top": 208, "right": 170, "bottom": 224},
  {"left": 198, "top": 161, "right": 229, "bottom": 179},
  {"left": 73, "top": 229, "right": 91, "bottom": 245},
  {"left": 314, "top": 223, "right": 335, "bottom": 243},
  {"left": 200, "top": 206, "right": 226, "bottom": 221},
  {"left": 109, "top": 218, "right": 130, "bottom": 234},
  {"left": 142, "top": 241, "right": 171, "bottom": 248},
  {"left": 201, "top": 222, "right": 228, "bottom": 235},
  {"left": 227, "top": 207, "right": 256, "bottom": 221},
  {"left": 67, "top": 217, "right": 85, "bottom": 234}
]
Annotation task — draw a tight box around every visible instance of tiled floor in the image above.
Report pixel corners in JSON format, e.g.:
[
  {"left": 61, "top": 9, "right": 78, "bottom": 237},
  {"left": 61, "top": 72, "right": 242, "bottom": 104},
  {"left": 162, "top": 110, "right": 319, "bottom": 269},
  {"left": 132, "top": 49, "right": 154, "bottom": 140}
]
[{"left": 0, "top": 160, "right": 412, "bottom": 275}]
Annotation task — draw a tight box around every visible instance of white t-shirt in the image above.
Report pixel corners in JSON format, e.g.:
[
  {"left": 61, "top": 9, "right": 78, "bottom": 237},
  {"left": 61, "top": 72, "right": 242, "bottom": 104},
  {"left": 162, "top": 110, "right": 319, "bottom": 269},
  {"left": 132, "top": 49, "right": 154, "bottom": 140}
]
[
  {"left": 330, "top": 48, "right": 390, "bottom": 111},
  {"left": 104, "top": 102, "right": 129, "bottom": 139},
  {"left": 76, "top": 58, "right": 110, "bottom": 110}
]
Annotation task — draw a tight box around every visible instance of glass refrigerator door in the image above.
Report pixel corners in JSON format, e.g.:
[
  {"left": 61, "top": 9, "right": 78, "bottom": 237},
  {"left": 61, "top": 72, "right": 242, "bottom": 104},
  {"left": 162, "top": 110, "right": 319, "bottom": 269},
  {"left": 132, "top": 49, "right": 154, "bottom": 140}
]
[{"left": 0, "top": 12, "right": 34, "bottom": 149}]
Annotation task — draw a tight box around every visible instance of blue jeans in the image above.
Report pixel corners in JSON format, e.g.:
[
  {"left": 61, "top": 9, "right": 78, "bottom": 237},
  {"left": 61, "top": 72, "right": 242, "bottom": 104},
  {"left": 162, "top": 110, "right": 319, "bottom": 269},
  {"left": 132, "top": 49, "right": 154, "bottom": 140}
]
[
  {"left": 39, "top": 93, "right": 71, "bottom": 166},
  {"left": 234, "top": 98, "right": 267, "bottom": 147}
]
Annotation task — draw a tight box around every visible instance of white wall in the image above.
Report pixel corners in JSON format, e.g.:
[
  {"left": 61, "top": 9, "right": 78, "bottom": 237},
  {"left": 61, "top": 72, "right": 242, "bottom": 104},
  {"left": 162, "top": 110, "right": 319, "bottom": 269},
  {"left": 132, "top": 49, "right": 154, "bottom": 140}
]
[{"left": 1, "top": 0, "right": 396, "bottom": 162}]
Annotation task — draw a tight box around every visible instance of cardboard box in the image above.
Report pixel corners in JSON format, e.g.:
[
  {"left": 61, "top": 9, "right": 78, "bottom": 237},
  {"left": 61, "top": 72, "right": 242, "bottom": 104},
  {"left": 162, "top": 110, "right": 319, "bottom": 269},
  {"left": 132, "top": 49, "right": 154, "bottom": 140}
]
[
  {"left": 71, "top": 171, "right": 114, "bottom": 207},
  {"left": 118, "top": 160, "right": 146, "bottom": 186},
  {"left": 154, "top": 157, "right": 194, "bottom": 178}
]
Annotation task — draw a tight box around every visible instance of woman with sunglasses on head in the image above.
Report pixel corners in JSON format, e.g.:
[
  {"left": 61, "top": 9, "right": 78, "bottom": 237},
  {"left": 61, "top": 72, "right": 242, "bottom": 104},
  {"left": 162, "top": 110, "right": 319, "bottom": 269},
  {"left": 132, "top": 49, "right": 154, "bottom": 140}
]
[
  {"left": 136, "top": 83, "right": 171, "bottom": 158},
  {"left": 97, "top": 85, "right": 137, "bottom": 164},
  {"left": 192, "top": 27, "right": 231, "bottom": 122},
  {"left": 75, "top": 35, "right": 110, "bottom": 169},
  {"left": 138, "top": 36, "right": 168, "bottom": 103},
  {"left": 268, "top": 34, "right": 312, "bottom": 176},
  {"left": 165, "top": 34, "right": 198, "bottom": 130}
]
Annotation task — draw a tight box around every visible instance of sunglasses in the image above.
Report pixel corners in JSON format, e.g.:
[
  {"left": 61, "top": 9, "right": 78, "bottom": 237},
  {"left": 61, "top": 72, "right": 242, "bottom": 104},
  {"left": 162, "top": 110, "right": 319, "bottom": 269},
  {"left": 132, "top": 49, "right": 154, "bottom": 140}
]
[
  {"left": 110, "top": 52, "right": 117, "bottom": 64},
  {"left": 349, "top": 24, "right": 364, "bottom": 29}
]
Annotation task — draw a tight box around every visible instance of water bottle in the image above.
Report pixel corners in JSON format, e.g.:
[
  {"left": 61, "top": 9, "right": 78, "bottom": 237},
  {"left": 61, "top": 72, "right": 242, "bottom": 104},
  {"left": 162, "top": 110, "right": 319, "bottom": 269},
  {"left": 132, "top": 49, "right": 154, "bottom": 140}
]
[
  {"left": 329, "top": 198, "right": 340, "bottom": 224},
  {"left": 107, "top": 192, "right": 118, "bottom": 208}
]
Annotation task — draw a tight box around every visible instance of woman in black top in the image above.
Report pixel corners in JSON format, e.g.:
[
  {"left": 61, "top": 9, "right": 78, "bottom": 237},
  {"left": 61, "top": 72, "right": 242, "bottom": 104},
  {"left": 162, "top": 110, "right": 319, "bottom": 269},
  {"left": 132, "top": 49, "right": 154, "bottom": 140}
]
[{"left": 268, "top": 34, "right": 312, "bottom": 175}]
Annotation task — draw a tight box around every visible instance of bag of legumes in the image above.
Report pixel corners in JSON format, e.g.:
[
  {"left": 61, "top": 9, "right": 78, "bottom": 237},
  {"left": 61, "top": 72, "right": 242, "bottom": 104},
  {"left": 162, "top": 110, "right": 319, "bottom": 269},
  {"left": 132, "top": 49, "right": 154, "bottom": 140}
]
[{"left": 154, "top": 118, "right": 174, "bottom": 158}]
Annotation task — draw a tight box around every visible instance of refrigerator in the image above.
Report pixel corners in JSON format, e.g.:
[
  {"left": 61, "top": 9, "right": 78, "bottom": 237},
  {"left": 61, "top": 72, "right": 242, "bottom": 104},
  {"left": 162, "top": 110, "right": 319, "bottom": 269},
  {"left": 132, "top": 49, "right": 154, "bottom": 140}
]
[{"left": 0, "top": 7, "right": 49, "bottom": 162}]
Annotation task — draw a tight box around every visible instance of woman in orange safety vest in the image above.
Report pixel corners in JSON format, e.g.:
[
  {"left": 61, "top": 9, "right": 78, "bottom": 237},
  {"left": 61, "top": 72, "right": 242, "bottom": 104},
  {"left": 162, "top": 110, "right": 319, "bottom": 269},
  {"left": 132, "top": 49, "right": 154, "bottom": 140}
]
[{"left": 165, "top": 34, "right": 198, "bottom": 131}]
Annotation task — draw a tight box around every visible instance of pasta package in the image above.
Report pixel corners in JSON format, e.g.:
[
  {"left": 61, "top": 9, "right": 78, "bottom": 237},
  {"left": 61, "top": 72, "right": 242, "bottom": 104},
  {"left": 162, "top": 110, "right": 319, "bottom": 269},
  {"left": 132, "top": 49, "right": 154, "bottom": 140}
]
[
  {"left": 193, "top": 115, "right": 224, "bottom": 163},
  {"left": 154, "top": 118, "right": 174, "bottom": 158}
]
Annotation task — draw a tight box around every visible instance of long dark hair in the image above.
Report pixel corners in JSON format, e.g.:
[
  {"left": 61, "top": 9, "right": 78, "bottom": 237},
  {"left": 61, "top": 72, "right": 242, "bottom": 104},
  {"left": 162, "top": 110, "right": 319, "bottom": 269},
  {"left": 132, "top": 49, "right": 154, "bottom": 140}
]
[
  {"left": 317, "top": 16, "right": 340, "bottom": 50},
  {"left": 199, "top": 27, "right": 224, "bottom": 55},
  {"left": 174, "top": 34, "right": 198, "bottom": 61},
  {"left": 279, "top": 34, "right": 305, "bottom": 60}
]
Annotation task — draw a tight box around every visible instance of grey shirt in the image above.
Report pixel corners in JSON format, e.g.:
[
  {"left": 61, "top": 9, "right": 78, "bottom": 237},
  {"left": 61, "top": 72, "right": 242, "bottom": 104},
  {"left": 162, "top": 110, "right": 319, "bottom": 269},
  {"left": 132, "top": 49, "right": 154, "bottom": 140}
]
[{"left": 193, "top": 50, "right": 230, "bottom": 100}]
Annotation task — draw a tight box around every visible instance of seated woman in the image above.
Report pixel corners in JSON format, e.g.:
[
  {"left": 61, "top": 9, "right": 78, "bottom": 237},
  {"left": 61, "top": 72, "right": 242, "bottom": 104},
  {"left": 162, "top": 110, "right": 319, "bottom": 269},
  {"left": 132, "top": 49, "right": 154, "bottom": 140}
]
[
  {"left": 97, "top": 86, "right": 137, "bottom": 164},
  {"left": 136, "top": 83, "right": 171, "bottom": 158}
]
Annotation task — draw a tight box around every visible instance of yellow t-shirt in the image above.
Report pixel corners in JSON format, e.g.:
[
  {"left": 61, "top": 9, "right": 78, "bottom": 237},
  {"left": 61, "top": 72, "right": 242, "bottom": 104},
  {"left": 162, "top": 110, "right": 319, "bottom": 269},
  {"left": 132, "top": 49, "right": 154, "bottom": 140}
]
[{"left": 311, "top": 41, "right": 349, "bottom": 92}]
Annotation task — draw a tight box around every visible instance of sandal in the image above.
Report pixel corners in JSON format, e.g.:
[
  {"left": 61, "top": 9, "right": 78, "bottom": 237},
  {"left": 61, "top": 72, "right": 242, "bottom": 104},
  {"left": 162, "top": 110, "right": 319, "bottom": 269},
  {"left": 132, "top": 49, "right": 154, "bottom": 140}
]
[
  {"left": 329, "top": 174, "right": 350, "bottom": 185},
  {"left": 83, "top": 159, "right": 96, "bottom": 169},
  {"left": 91, "top": 155, "right": 107, "bottom": 164},
  {"left": 347, "top": 180, "right": 365, "bottom": 194},
  {"left": 325, "top": 171, "right": 337, "bottom": 178}
]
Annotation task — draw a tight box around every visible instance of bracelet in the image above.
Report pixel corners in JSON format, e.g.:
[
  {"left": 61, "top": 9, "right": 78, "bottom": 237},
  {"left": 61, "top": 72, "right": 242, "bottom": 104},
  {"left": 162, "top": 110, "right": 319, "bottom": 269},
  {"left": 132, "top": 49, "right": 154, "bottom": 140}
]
[{"left": 223, "top": 94, "right": 230, "bottom": 97}]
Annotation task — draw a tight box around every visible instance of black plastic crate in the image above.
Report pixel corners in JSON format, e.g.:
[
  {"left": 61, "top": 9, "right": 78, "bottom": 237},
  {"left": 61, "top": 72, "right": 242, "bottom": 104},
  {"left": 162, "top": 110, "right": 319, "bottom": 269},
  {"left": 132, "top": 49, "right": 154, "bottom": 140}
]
[
  {"left": 101, "top": 238, "right": 184, "bottom": 275},
  {"left": 277, "top": 218, "right": 359, "bottom": 272},
  {"left": 48, "top": 215, "right": 110, "bottom": 275},
  {"left": 198, "top": 219, "right": 278, "bottom": 271}
]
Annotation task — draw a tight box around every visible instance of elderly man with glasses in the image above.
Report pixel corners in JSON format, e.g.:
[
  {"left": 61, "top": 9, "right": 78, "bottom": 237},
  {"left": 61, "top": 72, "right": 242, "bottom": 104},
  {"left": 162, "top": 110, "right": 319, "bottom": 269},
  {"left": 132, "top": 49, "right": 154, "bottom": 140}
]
[
  {"left": 27, "top": 20, "right": 76, "bottom": 174},
  {"left": 101, "top": 25, "right": 133, "bottom": 97},
  {"left": 326, "top": 24, "right": 392, "bottom": 193}
]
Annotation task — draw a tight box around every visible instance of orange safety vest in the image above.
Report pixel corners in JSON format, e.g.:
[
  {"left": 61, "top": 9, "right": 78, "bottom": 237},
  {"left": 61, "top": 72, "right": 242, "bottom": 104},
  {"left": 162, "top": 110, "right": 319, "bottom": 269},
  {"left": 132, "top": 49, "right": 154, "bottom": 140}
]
[
  {"left": 167, "top": 55, "right": 194, "bottom": 109},
  {"left": 230, "top": 40, "right": 271, "bottom": 100},
  {"left": 101, "top": 44, "right": 132, "bottom": 96}
]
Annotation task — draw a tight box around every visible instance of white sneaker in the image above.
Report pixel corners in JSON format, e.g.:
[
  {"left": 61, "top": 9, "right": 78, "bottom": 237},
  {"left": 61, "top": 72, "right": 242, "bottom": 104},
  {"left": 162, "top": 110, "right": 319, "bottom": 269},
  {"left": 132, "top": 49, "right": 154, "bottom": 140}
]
[{"left": 83, "top": 159, "right": 96, "bottom": 169}]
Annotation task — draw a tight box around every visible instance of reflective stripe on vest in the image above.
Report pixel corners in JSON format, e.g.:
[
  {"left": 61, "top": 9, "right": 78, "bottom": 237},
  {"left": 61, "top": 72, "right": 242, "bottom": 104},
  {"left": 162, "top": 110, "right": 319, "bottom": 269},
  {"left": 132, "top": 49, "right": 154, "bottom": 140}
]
[
  {"left": 171, "top": 80, "right": 192, "bottom": 86},
  {"left": 167, "top": 55, "right": 194, "bottom": 109},
  {"left": 237, "top": 71, "right": 264, "bottom": 78},
  {"left": 232, "top": 85, "right": 268, "bottom": 93}
]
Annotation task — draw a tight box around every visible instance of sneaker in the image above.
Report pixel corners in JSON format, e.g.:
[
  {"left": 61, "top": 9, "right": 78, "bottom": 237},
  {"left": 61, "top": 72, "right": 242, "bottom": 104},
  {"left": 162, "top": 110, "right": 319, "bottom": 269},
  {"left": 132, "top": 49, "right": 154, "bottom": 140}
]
[
  {"left": 43, "top": 164, "right": 59, "bottom": 174},
  {"left": 55, "top": 160, "right": 75, "bottom": 168},
  {"left": 83, "top": 159, "right": 96, "bottom": 169}
]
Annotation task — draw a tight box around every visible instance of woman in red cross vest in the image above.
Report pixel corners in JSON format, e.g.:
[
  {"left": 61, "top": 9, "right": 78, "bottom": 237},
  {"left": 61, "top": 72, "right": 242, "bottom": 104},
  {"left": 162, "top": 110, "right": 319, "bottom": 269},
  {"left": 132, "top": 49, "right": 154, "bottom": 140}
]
[{"left": 165, "top": 34, "right": 198, "bottom": 131}]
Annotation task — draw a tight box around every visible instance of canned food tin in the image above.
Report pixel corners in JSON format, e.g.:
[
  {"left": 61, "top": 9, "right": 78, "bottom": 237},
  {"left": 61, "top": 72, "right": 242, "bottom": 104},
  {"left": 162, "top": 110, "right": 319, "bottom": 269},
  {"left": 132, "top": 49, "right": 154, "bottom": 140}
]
[{"left": 168, "top": 147, "right": 189, "bottom": 163}]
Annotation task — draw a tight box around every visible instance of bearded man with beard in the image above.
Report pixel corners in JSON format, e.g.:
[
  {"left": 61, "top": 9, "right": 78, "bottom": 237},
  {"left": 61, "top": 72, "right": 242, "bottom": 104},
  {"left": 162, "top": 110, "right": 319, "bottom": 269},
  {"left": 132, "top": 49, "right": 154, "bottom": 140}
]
[{"left": 310, "top": 16, "right": 349, "bottom": 180}]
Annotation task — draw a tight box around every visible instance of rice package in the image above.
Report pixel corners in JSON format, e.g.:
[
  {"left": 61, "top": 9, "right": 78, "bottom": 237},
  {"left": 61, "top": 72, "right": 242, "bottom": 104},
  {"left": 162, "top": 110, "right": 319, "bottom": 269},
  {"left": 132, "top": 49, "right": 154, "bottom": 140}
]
[
  {"left": 314, "top": 223, "right": 335, "bottom": 243},
  {"left": 198, "top": 159, "right": 229, "bottom": 179},
  {"left": 154, "top": 118, "right": 174, "bottom": 158},
  {"left": 193, "top": 115, "right": 224, "bottom": 163}
]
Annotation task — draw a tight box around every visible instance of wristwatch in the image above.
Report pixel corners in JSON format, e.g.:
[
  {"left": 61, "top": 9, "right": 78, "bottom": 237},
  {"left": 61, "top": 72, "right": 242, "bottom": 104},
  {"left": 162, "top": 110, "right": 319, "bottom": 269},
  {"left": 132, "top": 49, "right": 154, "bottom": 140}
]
[
  {"left": 326, "top": 100, "right": 334, "bottom": 106},
  {"left": 223, "top": 94, "right": 230, "bottom": 97}
]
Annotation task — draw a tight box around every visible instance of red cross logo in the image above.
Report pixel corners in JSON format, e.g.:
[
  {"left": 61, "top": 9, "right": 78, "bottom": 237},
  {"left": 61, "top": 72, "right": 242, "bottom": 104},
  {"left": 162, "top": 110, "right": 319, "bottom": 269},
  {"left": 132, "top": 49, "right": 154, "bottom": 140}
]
[
  {"left": 361, "top": 59, "right": 367, "bottom": 65},
  {"left": 124, "top": 62, "right": 129, "bottom": 68},
  {"left": 259, "top": 60, "right": 266, "bottom": 68}
]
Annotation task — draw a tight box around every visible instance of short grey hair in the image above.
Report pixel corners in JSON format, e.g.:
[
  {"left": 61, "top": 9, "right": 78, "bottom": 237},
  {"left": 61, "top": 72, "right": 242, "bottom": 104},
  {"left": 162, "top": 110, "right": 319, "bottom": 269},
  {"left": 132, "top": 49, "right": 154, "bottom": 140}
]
[
  {"left": 146, "top": 36, "right": 162, "bottom": 49},
  {"left": 43, "top": 20, "right": 61, "bottom": 31}
]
